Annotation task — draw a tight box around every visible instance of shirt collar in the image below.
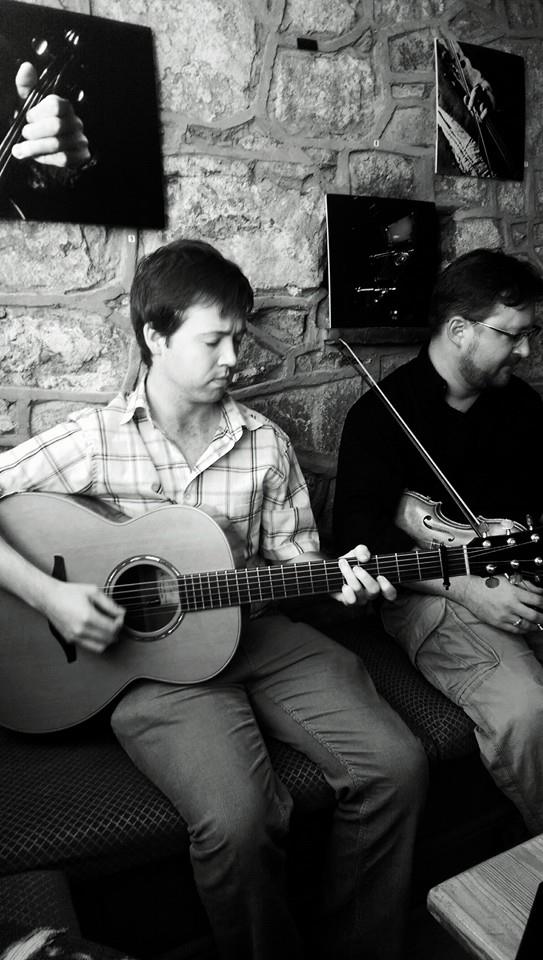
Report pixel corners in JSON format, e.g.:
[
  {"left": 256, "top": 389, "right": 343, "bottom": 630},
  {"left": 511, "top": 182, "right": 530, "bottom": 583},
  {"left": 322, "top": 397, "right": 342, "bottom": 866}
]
[
  {"left": 119, "top": 379, "right": 266, "bottom": 437},
  {"left": 119, "top": 377, "right": 150, "bottom": 424},
  {"left": 415, "top": 343, "right": 449, "bottom": 399},
  {"left": 220, "top": 394, "right": 266, "bottom": 439}
]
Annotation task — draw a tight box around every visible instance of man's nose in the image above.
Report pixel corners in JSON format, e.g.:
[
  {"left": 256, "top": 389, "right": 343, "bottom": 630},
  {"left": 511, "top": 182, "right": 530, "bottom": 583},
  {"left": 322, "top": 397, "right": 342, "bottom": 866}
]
[
  {"left": 513, "top": 336, "right": 531, "bottom": 359},
  {"left": 218, "top": 339, "right": 238, "bottom": 368}
]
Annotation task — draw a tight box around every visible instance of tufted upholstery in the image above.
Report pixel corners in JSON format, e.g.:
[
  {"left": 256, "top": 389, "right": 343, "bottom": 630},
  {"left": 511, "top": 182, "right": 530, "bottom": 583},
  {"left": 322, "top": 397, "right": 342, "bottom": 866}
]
[
  {"left": 283, "top": 592, "right": 477, "bottom": 763},
  {"left": 0, "top": 724, "right": 331, "bottom": 883},
  {"left": 342, "top": 615, "right": 475, "bottom": 761},
  {"left": 0, "top": 870, "right": 80, "bottom": 931},
  {"left": 0, "top": 870, "right": 139, "bottom": 960},
  {"left": 0, "top": 727, "right": 184, "bottom": 880},
  {"left": 0, "top": 922, "right": 139, "bottom": 960}
]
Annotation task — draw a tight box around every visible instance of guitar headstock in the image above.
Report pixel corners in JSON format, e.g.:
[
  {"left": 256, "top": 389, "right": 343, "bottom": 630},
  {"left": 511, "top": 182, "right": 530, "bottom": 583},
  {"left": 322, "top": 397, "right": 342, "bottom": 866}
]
[{"left": 468, "top": 528, "right": 543, "bottom": 585}]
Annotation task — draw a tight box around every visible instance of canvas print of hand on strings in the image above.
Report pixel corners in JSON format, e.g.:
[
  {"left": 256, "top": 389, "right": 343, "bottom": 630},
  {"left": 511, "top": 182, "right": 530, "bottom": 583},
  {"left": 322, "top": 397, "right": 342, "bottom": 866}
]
[{"left": 434, "top": 37, "right": 525, "bottom": 181}]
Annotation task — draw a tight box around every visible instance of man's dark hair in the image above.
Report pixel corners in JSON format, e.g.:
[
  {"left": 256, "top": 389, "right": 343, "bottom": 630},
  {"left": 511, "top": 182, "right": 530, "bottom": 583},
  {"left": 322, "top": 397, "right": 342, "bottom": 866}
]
[
  {"left": 130, "top": 238, "right": 254, "bottom": 366},
  {"left": 429, "top": 248, "right": 543, "bottom": 330}
]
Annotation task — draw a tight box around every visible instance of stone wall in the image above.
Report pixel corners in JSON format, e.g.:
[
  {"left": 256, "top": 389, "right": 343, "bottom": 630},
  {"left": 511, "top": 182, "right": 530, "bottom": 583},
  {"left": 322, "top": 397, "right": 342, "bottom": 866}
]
[{"left": 1, "top": 0, "right": 543, "bottom": 470}]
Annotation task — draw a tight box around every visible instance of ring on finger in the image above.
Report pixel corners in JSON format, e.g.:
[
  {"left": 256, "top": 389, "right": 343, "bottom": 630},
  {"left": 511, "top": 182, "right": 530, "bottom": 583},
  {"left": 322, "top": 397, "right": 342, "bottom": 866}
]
[{"left": 513, "top": 617, "right": 523, "bottom": 627}]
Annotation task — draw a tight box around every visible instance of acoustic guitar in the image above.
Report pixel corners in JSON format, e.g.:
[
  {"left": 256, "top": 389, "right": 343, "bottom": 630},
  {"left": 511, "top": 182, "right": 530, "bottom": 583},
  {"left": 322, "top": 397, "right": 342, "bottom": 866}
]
[{"left": 0, "top": 492, "right": 541, "bottom": 734}]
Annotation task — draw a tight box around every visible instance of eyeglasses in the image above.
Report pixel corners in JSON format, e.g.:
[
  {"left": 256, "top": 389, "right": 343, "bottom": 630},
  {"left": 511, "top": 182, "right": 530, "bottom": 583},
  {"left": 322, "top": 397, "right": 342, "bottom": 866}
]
[{"left": 469, "top": 318, "right": 541, "bottom": 347}]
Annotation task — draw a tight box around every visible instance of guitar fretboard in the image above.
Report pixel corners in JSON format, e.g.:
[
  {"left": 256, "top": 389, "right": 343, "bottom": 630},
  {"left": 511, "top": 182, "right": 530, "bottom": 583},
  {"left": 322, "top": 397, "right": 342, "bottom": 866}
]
[{"left": 174, "top": 548, "right": 470, "bottom": 611}]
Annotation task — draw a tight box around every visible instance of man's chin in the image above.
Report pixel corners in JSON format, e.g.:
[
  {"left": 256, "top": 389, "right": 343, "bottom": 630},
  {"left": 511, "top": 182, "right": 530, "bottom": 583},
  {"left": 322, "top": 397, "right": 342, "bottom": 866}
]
[{"left": 208, "top": 380, "right": 229, "bottom": 398}]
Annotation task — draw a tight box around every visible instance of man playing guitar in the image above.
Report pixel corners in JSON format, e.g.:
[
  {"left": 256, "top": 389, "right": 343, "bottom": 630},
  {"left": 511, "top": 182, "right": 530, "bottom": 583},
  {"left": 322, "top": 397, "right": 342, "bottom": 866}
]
[{"left": 0, "top": 239, "right": 426, "bottom": 960}]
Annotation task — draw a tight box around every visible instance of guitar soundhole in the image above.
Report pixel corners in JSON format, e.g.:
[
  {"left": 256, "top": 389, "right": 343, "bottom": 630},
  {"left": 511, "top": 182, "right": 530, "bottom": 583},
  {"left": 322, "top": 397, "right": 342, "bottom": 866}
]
[{"left": 107, "top": 557, "right": 182, "bottom": 641}]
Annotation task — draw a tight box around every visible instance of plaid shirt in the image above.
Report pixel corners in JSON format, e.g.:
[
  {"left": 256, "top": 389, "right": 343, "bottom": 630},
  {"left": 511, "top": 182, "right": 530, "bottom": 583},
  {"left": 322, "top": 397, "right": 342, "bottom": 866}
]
[{"left": 0, "top": 380, "right": 319, "bottom": 564}]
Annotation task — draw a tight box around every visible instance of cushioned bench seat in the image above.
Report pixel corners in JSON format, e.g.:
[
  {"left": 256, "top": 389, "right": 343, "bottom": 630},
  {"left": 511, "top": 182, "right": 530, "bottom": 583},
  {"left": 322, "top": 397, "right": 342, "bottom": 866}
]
[
  {"left": 0, "top": 724, "right": 332, "bottom": 882},
  {"left": 0, "top": 611, "right": 525, "bottom": 955}
]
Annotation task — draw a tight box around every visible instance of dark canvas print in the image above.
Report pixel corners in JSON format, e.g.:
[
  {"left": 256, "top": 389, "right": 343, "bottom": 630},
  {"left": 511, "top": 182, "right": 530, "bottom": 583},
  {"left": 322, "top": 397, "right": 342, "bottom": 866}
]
[
  {"left": 0, "top": 0, "right": 164, "bottom": 227},
  {"left": 435, "top": 37, "right": 525, "bottom": 181},
  {"left": 324, "top": 193, "right": 439, "bottom": 328}
]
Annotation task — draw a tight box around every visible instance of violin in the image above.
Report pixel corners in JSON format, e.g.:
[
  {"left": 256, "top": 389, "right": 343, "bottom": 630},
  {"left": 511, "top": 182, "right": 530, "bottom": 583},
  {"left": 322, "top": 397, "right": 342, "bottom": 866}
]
[{"left": 395, "top": 490, "right": 526, "bottom": 550}]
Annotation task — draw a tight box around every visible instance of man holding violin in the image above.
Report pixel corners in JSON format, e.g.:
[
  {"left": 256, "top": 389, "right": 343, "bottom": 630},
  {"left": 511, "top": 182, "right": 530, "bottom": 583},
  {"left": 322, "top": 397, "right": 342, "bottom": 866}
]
[
  {"left": 0, "top": 36, "right": 90, "bottom": 219},
  {"left": 334, "top": 247, "right": 543, "bottom": 835}
]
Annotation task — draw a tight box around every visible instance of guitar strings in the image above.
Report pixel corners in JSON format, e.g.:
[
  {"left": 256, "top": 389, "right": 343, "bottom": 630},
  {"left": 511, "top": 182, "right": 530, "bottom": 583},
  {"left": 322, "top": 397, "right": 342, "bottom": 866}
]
[
  {"left": 109, "top": 564, "right": 540, "bottom": 615},
  {"left": 105, "top": 544, "right": 531, "bottom": 595},
  {"left": 102, "top": 540, "right": 536, "bottom": 612}
]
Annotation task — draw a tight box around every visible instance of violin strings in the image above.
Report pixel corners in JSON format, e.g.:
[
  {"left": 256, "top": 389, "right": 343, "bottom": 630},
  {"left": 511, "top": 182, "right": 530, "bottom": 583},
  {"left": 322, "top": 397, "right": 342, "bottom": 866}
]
[
  {"left": 445, "top": 39, "right": 495, "bottom": 177},
  {"left": 0, "top": 36, "right": 79, "bottom": 175}
]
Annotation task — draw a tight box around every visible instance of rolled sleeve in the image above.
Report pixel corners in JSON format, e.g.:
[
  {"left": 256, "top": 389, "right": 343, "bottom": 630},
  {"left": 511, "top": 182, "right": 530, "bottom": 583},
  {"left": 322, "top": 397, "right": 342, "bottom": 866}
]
[
  {"left": 259, "top": 441, "right": 319, "bottom": 562},
  {"left": 0, "top": 421, "right": 94, "bottom": 498}
]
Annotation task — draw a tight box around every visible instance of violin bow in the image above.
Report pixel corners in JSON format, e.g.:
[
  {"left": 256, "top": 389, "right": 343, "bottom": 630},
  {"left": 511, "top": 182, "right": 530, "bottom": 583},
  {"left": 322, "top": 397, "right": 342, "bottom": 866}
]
[{"left": 335, "top": 338, "right": 485, "bottom": 538}]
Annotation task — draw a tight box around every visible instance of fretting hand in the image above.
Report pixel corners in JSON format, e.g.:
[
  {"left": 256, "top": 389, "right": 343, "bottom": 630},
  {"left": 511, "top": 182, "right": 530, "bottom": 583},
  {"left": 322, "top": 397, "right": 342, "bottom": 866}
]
[
  {"left": 11, "top": 61, "right": 90, "bottom": 168},
  {"left": 464, "top": 80, "right": 495, "bottom": 122},
  {"left": 335, "top": 544, "right": 397, "bottom": 607}
]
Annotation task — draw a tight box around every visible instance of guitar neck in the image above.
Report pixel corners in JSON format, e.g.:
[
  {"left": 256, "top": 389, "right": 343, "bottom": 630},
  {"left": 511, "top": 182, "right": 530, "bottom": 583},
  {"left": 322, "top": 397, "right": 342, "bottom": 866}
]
[{"left": 176, "top": 546, "right": 470, "bottom": 611}]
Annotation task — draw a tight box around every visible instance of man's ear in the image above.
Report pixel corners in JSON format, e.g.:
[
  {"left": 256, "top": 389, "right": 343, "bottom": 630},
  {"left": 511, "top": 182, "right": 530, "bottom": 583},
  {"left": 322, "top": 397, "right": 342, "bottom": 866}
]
[
  {"left": 143, "top": 323, "right": 165, "bottom": 358},
  {"left": 446, "top": 314, "right": 469, "bottom": 347}
]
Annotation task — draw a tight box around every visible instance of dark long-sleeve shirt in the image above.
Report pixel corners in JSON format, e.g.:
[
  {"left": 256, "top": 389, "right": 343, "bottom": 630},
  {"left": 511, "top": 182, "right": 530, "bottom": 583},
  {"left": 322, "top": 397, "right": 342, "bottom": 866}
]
[{"left": 333, "top": 347, "right": 543, "bottom": 555}]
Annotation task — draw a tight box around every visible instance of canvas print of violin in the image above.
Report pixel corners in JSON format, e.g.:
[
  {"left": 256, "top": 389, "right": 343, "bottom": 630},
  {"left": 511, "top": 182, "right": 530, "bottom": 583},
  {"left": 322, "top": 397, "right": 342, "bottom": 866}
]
[
  {"left": 0, "top": 0, "right": 164, "bottom": 228},
  {"left": 0, "top": 27, "right": 83, "bottom": 220},
  {"left": 434, "top": 37, "right": 525, "bottom": 181}
]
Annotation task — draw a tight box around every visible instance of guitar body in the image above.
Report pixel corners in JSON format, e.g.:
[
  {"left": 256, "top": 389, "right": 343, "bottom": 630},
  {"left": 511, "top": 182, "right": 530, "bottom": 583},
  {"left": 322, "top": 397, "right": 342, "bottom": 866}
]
[{"left": 0, "top": 493, "right": 241, "bottom": 734}]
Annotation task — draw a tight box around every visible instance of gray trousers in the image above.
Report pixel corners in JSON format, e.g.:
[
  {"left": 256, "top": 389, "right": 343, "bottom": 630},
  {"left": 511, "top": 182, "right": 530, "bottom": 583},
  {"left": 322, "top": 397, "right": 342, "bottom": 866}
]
[
  {"left": 111, "top": 613, "right": 427, "bottom": 960},
  {"left": 384, "top": 593, "right": 543, "bottom": 835}
]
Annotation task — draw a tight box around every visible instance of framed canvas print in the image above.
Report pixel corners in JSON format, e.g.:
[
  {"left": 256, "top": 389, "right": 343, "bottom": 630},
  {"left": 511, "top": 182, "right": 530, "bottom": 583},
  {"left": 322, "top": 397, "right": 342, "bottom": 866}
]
[
  {"left": 0, "top": 0, "right": 164, "bottom": 227},
  {"left": 435, "top": 37, "right": 525, "bottom": 181},
  {"left": 325, "top": 193, "right": 439, "bottom": 329}
]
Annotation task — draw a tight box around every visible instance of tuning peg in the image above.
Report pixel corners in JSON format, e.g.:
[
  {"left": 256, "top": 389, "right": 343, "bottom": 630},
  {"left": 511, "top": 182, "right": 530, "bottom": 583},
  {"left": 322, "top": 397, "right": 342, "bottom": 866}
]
[
  {"left": 65, "top": 86, "right": 85, "bottom": 104},
  {"left": 526, "top": 514, "right": 534, "bottom": 530},
  {"left": 64, "top": 29, "right": 80, "bottom": 47},
  {"left": 31, "top": 37, "right": 49, "bottom": 57}
]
